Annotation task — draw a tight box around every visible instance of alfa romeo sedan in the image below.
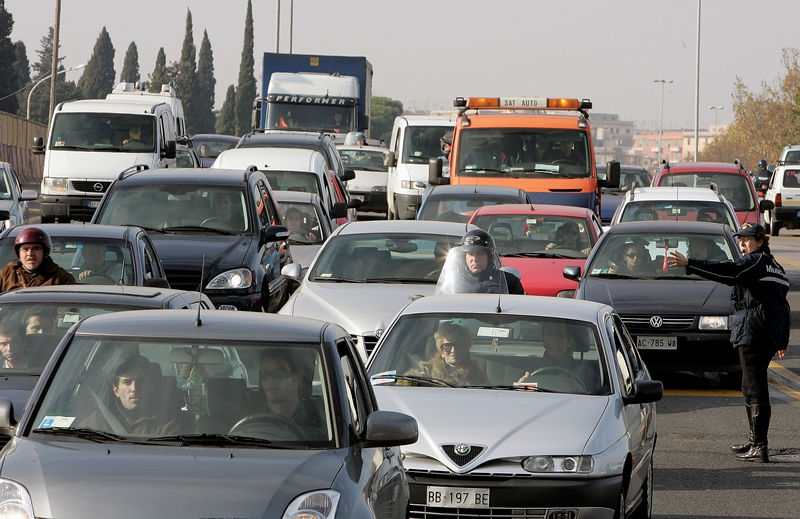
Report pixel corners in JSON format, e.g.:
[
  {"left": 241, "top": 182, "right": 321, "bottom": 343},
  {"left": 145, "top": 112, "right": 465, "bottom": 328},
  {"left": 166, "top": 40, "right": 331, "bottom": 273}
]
[
  {"left": 367, "top": 294, "right": 663, "bottom": 519},
  {"left": 0, "top": 310, "right": 417, "bottom": 519}
]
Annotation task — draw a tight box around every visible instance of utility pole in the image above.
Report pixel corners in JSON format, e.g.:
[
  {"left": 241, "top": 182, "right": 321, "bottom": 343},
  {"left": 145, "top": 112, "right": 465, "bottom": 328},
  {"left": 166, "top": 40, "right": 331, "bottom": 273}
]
[
  {"left": 48, "top": 0, "right": 62, "bottom": 126},
  {"left": 654, "top": 79, "right": 673, "bottom": 166}
]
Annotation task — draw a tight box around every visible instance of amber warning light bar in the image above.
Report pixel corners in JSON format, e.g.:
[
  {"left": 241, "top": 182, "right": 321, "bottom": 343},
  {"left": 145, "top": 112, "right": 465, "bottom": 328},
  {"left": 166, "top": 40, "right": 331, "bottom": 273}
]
[{"left": 455, "top": 97, "right": 591, "bottom": 110}]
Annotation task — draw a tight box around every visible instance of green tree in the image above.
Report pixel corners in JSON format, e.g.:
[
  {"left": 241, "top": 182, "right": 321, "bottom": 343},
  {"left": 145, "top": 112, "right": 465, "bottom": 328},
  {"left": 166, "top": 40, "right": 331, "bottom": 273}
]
[
  {"left": 148, "top": 47, "right": 169, "bottom": 92},
  {"left": 12, "top": 40, "right": 30, "bottom": 116},
  {"left": 371, "top": 96, "right": 404, "bottom": 144},
  {"left": 195, "top": 30, "right": 216, "bottom": 134},
  {"left": 33, "top": 26, "right": 63, "bottom": 78},
  {"left": 216, "top": 84, "right": 236, "bottom": 135},
  {"left": 234, "top": 0, "right": 256, "bottom": 136},
  {"left": 0, "top": 0, "right": 18, "bottom": 114},
  {"left": 27, "top": 26, "right": 79, "bottom": 124},
  {"left": 120, "top": 41, "right": 140, "bottom": 83},
  {"left": 77, "top": 26, "right": 116, "bottom": 99},
  {"left": 176, "top": 9, "right": 199, "bottom": 134}
]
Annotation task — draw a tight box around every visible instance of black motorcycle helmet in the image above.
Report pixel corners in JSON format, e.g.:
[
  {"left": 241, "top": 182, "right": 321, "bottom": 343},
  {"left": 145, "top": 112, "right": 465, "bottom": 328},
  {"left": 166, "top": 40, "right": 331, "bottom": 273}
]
[
  {"left": 758, "top": 159, "right": 768, "bottom": 169},
  {"left": 461, "top": 229, "right": 496, "bottom": 252}
]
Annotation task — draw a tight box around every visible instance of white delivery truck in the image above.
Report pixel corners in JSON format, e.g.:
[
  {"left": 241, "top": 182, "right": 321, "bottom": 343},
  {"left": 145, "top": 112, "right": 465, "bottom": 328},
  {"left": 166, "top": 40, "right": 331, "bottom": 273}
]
[
  {"left": 106, "top": 81, "right": 187, "bottom": 137},
  {"left": 385, "top": 115, "right": 455, "bottom": 219},
  {"left": 32, "top": 98, "right": 178, "bottom": 222}
]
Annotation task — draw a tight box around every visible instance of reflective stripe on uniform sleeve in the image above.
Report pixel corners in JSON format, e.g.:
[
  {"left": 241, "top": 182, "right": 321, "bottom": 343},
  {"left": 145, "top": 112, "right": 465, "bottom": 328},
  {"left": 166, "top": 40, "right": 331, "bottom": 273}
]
[{"left": 761, "top": 276, "right": 790, "bottom": 287}]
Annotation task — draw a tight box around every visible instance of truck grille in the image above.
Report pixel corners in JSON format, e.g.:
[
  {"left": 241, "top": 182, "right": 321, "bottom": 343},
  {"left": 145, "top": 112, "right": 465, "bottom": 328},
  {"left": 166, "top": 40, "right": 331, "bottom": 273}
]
[
  {"left": 72, "top": 180, "right": 111, "bottom": 193},
  {"left": 351, "top": 334, "right": 380, "bottom": 357},
  {"left": 621, "top": 314, "right": 694, "bottom": 332},
  {"left": 409, "top": 505, "right": 550, "bottom": 519}
]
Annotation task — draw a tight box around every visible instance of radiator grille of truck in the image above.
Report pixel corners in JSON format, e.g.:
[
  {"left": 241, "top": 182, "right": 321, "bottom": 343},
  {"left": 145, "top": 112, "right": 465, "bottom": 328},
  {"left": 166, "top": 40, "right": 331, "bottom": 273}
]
[{"left": 72, "top": 181, "right": 111, "bottom": 193}]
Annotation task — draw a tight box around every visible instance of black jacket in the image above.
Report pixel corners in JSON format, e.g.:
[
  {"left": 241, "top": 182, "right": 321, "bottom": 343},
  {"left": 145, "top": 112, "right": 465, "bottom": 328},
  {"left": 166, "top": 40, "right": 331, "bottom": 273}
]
[{"left": 686, "top": 247, "right": 789, "bottom": 352}]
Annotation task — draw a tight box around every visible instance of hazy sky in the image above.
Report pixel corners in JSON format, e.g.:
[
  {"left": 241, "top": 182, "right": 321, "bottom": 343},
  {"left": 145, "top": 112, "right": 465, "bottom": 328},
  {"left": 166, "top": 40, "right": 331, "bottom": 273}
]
[{"left": 5, "top": 0, "right": 798, "bottom": 130}]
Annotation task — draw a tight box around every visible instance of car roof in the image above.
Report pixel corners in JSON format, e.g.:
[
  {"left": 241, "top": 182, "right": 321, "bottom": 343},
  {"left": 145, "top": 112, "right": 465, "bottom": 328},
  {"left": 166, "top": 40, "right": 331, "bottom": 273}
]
[
  {"left": 73, "top": 309, "right": 332, "bottom": 343},
  {"left": 332, "top": 219, "right": 475, "bottom": 236},
  {"left": 1, "top": 223, "right": 146, "bottom": 240},
  {"left": 112, "top": 168, "right": 252, "bottom": 186},
  {"left": 212, "top": 147, "right": 326, "bottom": 172},
  {"left": 624, "top": 186, "right": 723, "bottom": 202},
  {"left": 471, "top": 203, "right": 594, "bottom": 217},
  {"left": 57, "top": 99, "right": 166, "bottom": 113},
  {"left": 0, "top": 285, "right": 208, "bottom": 307},
  {"left": 597, "top": 164, "right": 647, "bottom": 172},
  {"left": 429, "top": 184, "right": 525, "bottom": 196},
  {"left": 396, "top": 293, "right": 611, "bottom": 323},
  {"left": 337, "top": 145, "right": 387, "bottom": 153},
  {"left": 238, "top": 131, "right": 332, "bottom": 147},
  {"left": 606, "top": 220, "right": 732, "bottom": 234},
  {"left": 272, "top": 190, "right": 321, "bottom": 204},
  {"left": 660, "top": 162, "right": 745, "bottom": 174}
]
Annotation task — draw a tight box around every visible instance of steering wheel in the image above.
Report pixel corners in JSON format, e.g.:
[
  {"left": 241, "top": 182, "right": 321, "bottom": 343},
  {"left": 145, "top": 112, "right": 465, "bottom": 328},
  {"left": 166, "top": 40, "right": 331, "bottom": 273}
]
[
  {"left": 531, "top": 366, "right": 587, "bottom": 392},
  {"left": 289, "top": 231, "right": 308, "bottom": 242},
  {"left": 551, "top": 158, "right": 577, "bottom": 165},
  {"left": 81, "top": 272, "right": 116, "bottom": 284},
  {"left": 200, "top": 217, "right": 222, "bottom": 226},
  {"left": 228, "top": 413, "right": 306, "bottom": 440}
]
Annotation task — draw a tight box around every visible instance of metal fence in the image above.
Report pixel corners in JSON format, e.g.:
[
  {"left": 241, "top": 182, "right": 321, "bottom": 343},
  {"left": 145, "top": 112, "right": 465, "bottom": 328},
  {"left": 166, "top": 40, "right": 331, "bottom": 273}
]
[{"left": 0, "top": 111, "right": 47, "bottom": 185}]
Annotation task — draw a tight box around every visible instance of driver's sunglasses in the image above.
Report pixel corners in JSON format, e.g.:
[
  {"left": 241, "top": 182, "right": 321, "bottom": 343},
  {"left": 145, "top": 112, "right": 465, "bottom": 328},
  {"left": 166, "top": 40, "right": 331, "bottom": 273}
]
[
  {"left": 260, "top": 367, "right": 293, "bottom": 380},
  {"left": 625, "top": 251, "right": 645, "bottom": 259},
  {"left": 440, "top": 342, "right": 462, "bottom": 353}
]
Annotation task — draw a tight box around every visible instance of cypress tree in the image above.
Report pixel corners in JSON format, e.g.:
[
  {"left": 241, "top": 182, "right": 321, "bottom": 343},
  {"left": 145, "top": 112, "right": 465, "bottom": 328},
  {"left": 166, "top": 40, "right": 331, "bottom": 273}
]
[
  {"left": 13, "top": 40, "right": 30, "bottom": 117},
  {"left": 148, "top": 47, "right": 168, "bottom": 92},
  {"left": 176, "top": 9, "right": 199, "bottom": 135},
  {"left": 216, "top": 84, "right": 236, "bottom": 135},
  {"left": 0, "top": 0, "right": 19, "bottom": 114},
  {"left": 120, "top": 41, "right": 140, "bottom": 84},
  {"left": 77, "top": 26, "right": 116, "bottom": 99},
  {"left": 27, "top": 27, "right": 78, "bottom": 124},
  {"left": 195, "top": 30, "right": 216, "bottom": 134},
  {"left": 234, "top": 0, "right": 256, "bottom": 136}
]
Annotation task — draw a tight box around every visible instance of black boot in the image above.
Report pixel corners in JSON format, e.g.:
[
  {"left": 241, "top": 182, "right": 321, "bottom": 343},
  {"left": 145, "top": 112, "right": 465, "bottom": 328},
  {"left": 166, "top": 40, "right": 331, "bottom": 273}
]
[
  {"left": 736, "top": 404, "right": 770, "bottom": 463},
  {"left": 730, "top": 404, "right": 754, "bottom": 453}
]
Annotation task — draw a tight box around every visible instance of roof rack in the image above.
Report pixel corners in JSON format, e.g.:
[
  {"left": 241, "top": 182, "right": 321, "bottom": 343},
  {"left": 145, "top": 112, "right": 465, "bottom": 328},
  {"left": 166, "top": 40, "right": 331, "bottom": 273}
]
[{"left": 117, "top": 164, "right": 150, "bottom": 180}]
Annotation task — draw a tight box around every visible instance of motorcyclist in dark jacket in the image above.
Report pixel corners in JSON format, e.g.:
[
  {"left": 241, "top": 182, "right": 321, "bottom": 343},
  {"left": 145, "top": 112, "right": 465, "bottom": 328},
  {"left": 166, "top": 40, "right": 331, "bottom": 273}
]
[
  {"left": 436, "top": 229, "right": 525, "bottom": 295},
  {"left": 753, "top": 159, "right": 771, "bottom": 192},
  {"left": 667, "top": 222, "right": 789, "bottom": 463}
]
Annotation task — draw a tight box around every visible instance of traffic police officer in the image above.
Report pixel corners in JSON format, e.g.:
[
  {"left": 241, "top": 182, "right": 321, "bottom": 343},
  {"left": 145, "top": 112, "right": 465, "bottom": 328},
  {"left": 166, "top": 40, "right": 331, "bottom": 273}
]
[{"left": 667, "top": 223, "right": 790, "bottom": 462}]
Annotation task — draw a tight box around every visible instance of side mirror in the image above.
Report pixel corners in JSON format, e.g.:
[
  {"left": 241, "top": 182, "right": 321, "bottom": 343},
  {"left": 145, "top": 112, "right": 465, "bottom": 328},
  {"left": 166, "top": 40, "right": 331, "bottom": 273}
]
[
  {"left": 363, "top": 410, "right": 418, "bottom": 448},
  {"left": 359, "top": 114, "right": 369, "bottom": 130},
  {"left": 261, "top": 225, "right": 289, "bottom": 245},
  {"left": 163, "top": 140, "right": 177, "bottom": 159},
  {"left": 20, "top": 189, "right": 39, "bottom": 202},
  {"left": 0, "top": 398, "right": 17, "bottom": 437},
  {"left": 331, "top": 202, "right": 348, "bottom": 219},
  {"left": 429, "top": 157, "right": 449, "bottom": 185},
  {"left": 385, "top": 150, "right": 397, "bottom": 168},
  {"left": 563, "top": 265, "right": 582, "bottom": 282},
  {"left": 280, "top": 262, "right": 303, "bottom": 283},
  {"left": 143, "top": 277, "right": 171, "bottom": 288},
  {"left": 347, "top": 198, "right": 362, "bottom": 209},
  {"left": 251, "top": 98, "right": 263, "bottom": 130},
  {"left": 175, "top": 135, "right": 191, "bottom": 145},
  {"left": 339, "top": 169, "right": 356, "bottom": 182},
  {"left": 32, "top": 136, "right": 44, "bottom": 155},
  {"left": 759, "top": 199, "right": 775, "bottom": 212},
  {"left": 0, "top": 210, "right": 9, "bottom": 221},
  {"left": 623, "top": 379, "right": 664, "bottom": 405},
  {"left": 599, "top": 161, "right": 620, "bottom": 188}
]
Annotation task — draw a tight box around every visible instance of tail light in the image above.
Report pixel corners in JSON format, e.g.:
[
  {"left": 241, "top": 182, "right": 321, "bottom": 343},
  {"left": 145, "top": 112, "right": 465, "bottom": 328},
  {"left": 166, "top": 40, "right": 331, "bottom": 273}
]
[{"left": 775, "top": 193, "right": 782, "bottom": 207}]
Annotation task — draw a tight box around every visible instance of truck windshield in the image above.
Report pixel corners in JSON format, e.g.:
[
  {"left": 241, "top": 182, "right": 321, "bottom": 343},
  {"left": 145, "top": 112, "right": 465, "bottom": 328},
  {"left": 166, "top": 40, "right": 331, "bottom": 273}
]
[
  {"left": 50, "top": 113, "right": 156, "bottom": 153},
  {"left": 402, "top": 126, "right": 451, "bottom": 164},
  {"left": 266, "top": 102, "right": 354, "bottom": 133},
  {"left": 455, "top": 128, "right": 590, "bottom": 179}
]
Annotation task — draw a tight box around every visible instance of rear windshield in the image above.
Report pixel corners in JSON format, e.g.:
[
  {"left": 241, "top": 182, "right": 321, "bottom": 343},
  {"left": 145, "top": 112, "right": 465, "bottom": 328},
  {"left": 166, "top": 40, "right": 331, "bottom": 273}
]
[{"left": 657, "top": 172, "right": 755, "bottom": 211}]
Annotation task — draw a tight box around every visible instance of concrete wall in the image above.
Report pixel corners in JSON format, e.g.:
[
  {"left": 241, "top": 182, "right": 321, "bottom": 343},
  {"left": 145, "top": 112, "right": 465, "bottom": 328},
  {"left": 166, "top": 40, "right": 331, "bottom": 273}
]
[{"left": 0, "top": 111, "right": 47, "bottom": 184}]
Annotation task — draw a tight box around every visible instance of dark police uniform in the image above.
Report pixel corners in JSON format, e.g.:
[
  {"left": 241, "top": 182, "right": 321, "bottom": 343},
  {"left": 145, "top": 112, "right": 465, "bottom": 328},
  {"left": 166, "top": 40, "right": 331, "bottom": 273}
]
[{"left": 684, "top": 225, "right": 789, "bottom": 462}]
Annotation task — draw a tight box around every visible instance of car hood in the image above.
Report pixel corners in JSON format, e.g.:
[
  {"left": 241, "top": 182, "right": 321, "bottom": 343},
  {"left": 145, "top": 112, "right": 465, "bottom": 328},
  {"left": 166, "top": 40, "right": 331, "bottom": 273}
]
[
  {"left": 580, "top": 277, "right": 733, "bottom": 314},
  {"left": 1, "top": 439, "right": 343, "bottom": 519},
  {"left": 45, "top": 150, "right": 157, "bottom": 180},
  {"left": 280, "top": 282, "right": 435, "bottom": 334},
  {"left": 500, "top": 256, "right": 582, "bottom": 296},
  {"left": 148, "top": 233, "right": 250, "bottom": 275},
  {"left": 373, "top": 387, "right": 613, "bottom": 474}
]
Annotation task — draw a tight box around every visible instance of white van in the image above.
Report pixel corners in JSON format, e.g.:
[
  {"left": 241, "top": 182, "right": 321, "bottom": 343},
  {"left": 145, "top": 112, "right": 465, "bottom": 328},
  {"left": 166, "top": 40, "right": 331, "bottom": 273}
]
[
  {"left": 385, "top": 115, "right": 455, "bottom": 219},
  {"left": 106, "top": 82, "right": 186, "bottom": 137},
  {"left": 32, "top": 98, "right": 178, "bottom": 222}
]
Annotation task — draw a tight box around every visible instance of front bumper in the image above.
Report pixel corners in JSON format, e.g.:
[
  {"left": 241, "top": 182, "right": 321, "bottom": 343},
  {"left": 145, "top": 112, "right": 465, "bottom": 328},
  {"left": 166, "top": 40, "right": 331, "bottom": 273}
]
[
  {"left": 39, "top": 193, "right": 102, "bottom": 220},
  {"left": 395, "top": 192, "right": 422, "bottom": 220},
  {"left": 350, "top": 186, "right": 387, "bottom": 212},
  {"left": 407, "top": 470, "right": 620, "bottom": 519}
]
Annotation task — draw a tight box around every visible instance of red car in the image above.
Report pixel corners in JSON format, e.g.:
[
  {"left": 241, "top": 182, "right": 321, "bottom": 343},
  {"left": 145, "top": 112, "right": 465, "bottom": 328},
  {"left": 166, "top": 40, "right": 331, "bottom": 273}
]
[
  {"left": 468, "top": 204, "right": 603, "bottom": 297},
  {"left": 650, "top": 161, "right": 770, "bottom": 226}
]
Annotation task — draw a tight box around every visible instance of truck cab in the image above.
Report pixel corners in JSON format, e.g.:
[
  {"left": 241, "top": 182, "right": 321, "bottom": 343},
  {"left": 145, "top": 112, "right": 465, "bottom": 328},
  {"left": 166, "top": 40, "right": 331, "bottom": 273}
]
[
  {"left": 32, "top": 99, "right": 177, "bottom": 223},
  {"left": 105, "top": 81, "right": 186, "bottom": 137}
]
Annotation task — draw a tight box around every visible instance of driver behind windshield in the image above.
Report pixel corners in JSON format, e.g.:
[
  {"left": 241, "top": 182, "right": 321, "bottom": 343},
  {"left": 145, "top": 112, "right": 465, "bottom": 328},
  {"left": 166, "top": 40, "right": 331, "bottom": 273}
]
[
  {"left": 517, "top": 321, "right": 599, "bottom": 391},
  {"left": 258, "top": 349, "right": 321, "bottom": 430},
  {"left": 609, "top": 241, "right": 657, "bottom": 276},
  {"left": 545, "top": 221, "right": 591, "bottom": 255},
  {"left": 406, "top": 322, "right": 489, "bottom": 386}
]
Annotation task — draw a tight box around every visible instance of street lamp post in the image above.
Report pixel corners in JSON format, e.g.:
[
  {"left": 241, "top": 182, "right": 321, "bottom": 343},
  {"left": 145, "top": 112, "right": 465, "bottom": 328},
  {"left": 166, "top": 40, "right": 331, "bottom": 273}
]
[
  {"left": 654, "top": 79, "right": 673, "bottom": 165},
  {"left": 707, "top": 105, "right": 724, "bottom": 131},
  {"left": 27, "top": 63, "right": 86, "bottom": 120}
]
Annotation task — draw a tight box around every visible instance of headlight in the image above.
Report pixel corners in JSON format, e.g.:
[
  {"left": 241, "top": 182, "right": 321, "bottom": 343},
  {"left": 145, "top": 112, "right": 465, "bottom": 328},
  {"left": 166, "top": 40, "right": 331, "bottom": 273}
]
[
  {"left": 0, "top": 478, "right": 35, "bottom": 519},
  {"left": 42, "top": 177, "right": 68, "bottom": 191},
  {"left": 400, "top": 180, "right": 425, "bottom": 189},
  {"left": 522, "top": 455, "right": 593, "bottom": 473},
  {"left": 699, "top": 316, "right": 729, "bottom": 330},
  {"left": 205, "top": 268, "right": 253, "bottom": 289},
  {"left": 282, "top": 490, "right": 340, "bottom": 519},
  {"left": 1, "top": 216, "right": 16, "bottom": 231}
]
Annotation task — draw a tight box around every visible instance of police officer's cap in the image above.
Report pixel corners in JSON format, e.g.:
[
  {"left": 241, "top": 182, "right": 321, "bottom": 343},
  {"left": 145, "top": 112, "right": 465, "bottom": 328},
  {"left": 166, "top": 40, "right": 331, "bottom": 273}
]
[{"left": 733, "top": 222, "right": 766, "bottom": 237}]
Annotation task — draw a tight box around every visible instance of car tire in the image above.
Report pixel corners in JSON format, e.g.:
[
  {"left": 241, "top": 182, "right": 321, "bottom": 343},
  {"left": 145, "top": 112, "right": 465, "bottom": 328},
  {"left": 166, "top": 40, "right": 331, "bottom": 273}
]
[
  {"left": 631, "top": 457, "right": 653, "bottom": 519},
  {"left": 614, "top": 488, "right": 628, "bottom": 519},
  {"left": 770, "top": 216, "right": 780, "bottom": 236}
]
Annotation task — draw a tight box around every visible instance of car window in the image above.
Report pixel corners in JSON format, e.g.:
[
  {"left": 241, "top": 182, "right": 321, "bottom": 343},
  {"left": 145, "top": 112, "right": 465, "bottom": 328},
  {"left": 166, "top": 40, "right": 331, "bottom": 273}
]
[
  {"left": 255, "top": 180, "right": 279, "bottom": 227},
  {"left": 337, "top": 339, "right": 370, "bottom": 434},
  {"left": 30, "top": 337, "right": 334, "bottom": 446},
  {"left": 36, "top": 238, "right": 134, "bottom": 286},
  {"left": 340, "top": 149, "right": 388, "bottom": 172},
  {"left": 369, "top": 313, "right": 611, "bottom": 395},
  {"left": 658, "top": 172, "right": 755, "bottom": 211},
  {"left": 0, "top": 169, "right": 10, "bottom": 199},
  {"left": 607, "top": 316, "right": 636, "bottom": 394},
  {"left": 276, "top": 201, "right": 324, "bottom": 245},
  {"left": 471, "top": 214, "right": 594, "bottom": 258},
  {"left": 141, "top": 237, "right": 160, "bottom": 280},
  {"left": 263, "top": 170, "right": 322, "bottom": 197},
  {"left": 619, "top": 200, "right": 737, "bottom": 228},
  {"left": 419, "top": 194, "right": 528, "bottom": 223}
]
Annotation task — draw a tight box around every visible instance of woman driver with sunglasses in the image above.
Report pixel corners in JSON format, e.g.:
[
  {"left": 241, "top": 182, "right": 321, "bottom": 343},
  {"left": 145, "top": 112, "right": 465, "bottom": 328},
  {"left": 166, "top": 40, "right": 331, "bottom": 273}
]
[{"left": 408, "top": 322, "right": 489, "bottom": 386}]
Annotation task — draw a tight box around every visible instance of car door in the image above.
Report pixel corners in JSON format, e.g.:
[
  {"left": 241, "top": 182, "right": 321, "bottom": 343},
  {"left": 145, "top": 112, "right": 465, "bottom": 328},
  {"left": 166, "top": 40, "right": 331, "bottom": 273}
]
[
  {"left": 7, "top": 165, "right": 26, "bottom": 223},
  {"left": 254, "top": 178, "right": 290, "bottom": 311},
  {"left": 336, "top": 336, "right": 408, "bottom": 519}
]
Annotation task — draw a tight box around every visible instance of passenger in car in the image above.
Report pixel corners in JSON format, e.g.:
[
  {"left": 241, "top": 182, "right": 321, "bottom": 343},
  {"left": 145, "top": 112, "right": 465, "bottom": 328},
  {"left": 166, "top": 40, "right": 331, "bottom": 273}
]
[
  {"left": 688, "top": 237, "right": 727, "bottom": 261},
  {"left": 23, "top": 308, "right": 55, "bottom": 336},
  {"left": 517, "top": 321, "right": 600, "bottom": 392},
  {"left": 0, "top": 322, "right": 28, "bottom": 368},
  {"left": 80, "top": 354, "right": 182, "bottom": 435},
  {"left": 407, "top": 322, "right": 489, "bottom": 386},
  {"left": 610, "top": 242, "right": 657, "bottom": 276},
  {"left": 258, "top": 349, "right": 321, "bottom": 429}
]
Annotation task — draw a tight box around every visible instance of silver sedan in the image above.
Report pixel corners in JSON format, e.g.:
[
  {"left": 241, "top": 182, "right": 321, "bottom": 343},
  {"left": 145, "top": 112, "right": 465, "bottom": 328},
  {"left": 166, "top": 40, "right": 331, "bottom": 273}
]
[{"left": 367, "top": 294, "right": 663, "bottom": 519}]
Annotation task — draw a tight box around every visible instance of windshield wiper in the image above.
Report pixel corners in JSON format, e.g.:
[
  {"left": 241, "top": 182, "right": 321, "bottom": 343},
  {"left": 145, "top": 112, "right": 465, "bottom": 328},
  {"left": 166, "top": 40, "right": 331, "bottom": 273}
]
[
  {"left": 374, "top": 374, "right": 457, "bottom": 388},
  {"left": 465, "top": 384, "right": 554, "bottom": 392},
  {"left": 590, "top": 272, "right": 640, "bottom": 279},
  {"left": 146, "top": 433, "right": 293, "bottom": 448},
  {"left": 363, "top": 277, "right": 434, "bottom": 284},
  {"left": 312, "top": 276, "right": 364, "bottom": 283},
  {"left": 502, "top": 252, "right": 575, "bottom": 259},
  {"left": 456, "top": 168, "right": 519, "bottom": 177},
  {"left": 160, "top": 226, "right": 237, "bottom": 235},
  {"left": 33, "top": 427, "right": 128, "bottom": 443}
]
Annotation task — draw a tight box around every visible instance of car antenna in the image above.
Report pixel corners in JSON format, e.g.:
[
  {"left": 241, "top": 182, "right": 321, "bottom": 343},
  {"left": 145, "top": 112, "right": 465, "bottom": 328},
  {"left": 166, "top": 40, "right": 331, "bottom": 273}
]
[
  {"left": 195, "top": 253, "right": 206, "bottom": 327},
  {"left": 496, "top": 293, "right": 502, "bottom": 313}
]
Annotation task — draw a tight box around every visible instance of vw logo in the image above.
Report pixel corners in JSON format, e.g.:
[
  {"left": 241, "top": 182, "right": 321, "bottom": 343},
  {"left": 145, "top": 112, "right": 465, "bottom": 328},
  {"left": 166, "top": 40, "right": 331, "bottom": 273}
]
[
  {"left": 649, "top": 316, "right": 663, "bottom": 328},
  {"left": 93, "top": 183, "right": 103, "bottom": 192},
  {"left": 454, "top": 443, "right": 471, "bottom": 456}
]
